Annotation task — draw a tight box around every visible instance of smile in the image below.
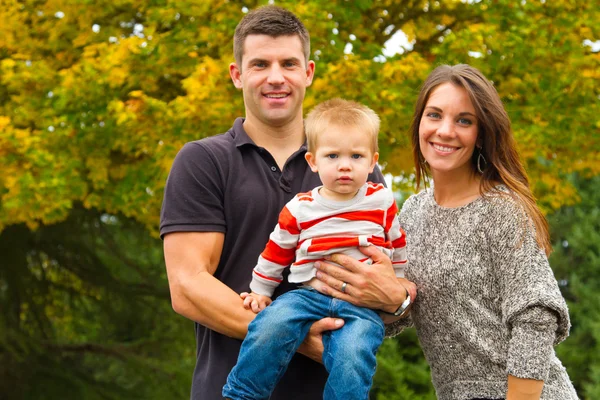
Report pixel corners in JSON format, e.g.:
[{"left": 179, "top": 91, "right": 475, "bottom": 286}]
[
  {"left": 431, "top": 143, "right": 458, "bottom": 153},
  {"left": 264, "top": 93, "right": 289, "bottom": 98}
]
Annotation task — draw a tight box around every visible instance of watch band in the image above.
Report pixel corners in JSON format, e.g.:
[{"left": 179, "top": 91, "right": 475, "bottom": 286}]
[{"left": 381, "top": 292, "right": 411, "bottom": 317}]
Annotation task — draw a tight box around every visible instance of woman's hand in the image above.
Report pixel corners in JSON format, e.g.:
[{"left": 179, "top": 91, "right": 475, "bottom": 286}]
[
  {"left": 313, "top": 245, "right": 417, "bottom": 313},
  {"left": 507, "top": 375, "right": 544, "bottom": 400}
]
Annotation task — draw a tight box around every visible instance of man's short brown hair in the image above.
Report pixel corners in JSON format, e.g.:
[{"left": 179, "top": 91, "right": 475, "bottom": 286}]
[
  {"left": 233, "top": 5, "right": 310, "bottom": 68},
  {"left": 304, "top": 98, "right": 380, "bottom": 153}
]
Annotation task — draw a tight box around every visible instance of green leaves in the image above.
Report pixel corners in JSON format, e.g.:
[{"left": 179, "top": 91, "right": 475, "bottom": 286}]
[
  {"left": 0, "top": 1, "right": 598, "bottom": 398},
  {"left": 1, "top": 0, "right": 598, "bottom": 230},
  {"left": 549, "top": 175, "right": 600, "bottom": 398}
]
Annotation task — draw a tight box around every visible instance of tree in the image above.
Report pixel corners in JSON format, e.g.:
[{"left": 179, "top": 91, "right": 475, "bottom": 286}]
[
  {"left": 0, "top": 208, "right": 194, "bottom": 399},
  {"left": 1, "top": 0, "right": 598, "bottom": 233},
  {"left": 547, "top": 175, "right": 600, "bottom": 399},
  {"left": 1, "top": 0, "right": 598, "bottom": 398},
  {"left": 372, "top": 329, "right": 436, "bottom": 399}
]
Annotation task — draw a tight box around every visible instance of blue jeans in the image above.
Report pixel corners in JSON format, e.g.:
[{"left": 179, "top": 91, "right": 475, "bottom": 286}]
[{"left": 222, "top": 287, "right": 385, "bottom": 400}]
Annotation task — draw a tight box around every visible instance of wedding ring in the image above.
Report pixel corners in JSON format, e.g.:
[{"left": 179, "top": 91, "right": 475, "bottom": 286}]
[{"left": 341, "top": 282, "right": 348, "bottom": 293}]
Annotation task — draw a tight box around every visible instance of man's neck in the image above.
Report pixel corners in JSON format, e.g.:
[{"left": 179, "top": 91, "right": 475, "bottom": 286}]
[{"left": 243, "top": 117, "right": 305, "bottom": 169}]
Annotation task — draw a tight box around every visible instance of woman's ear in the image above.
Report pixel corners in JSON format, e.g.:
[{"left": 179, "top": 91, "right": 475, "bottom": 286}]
[{"left": 476, "top": 134, "right": 483, "bottom": 150}]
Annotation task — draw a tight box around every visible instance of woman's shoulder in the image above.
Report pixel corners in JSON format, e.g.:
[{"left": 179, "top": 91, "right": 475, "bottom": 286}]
[
  {"left": 400, "top": 189, "right": 430, "bottom": 212},
  {"left": 482, "top": 185, "right": 528, "bottom": 221},
  {"left": 479, "top": 185, "right": 535, "bottom": 245},
  {"left": 399, "top": 189, "right": 431, "bottom": 228}
]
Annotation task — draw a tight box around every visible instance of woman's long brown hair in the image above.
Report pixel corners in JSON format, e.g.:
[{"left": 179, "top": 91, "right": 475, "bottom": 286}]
[{"left": 409, "top": 64, "right": 551, "bottom": 255}]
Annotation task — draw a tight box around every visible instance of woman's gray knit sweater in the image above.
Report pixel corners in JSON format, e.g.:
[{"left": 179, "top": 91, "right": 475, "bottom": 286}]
[{"left": 387, "top": 186, "right": 578, "bottom": 400}]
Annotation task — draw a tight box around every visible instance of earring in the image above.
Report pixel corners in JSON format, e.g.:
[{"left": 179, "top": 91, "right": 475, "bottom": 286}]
[{"left": 477, "top": 148, "right": 487, "bottom": 174}]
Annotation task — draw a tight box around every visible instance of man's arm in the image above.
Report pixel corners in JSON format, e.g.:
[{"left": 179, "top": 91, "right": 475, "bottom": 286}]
[
  {"left": 163, "top": 230, "right": 344, "bottom": 360},
  {"left": 313, "top": 246, "right": 417, "bottom": 317},
  {"left": 164, "top": 231, "right": 255, "bottom": 339}
]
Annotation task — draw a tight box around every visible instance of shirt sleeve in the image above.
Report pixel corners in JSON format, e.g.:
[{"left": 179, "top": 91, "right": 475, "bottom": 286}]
[
  {"left": 489, "top": 194, "right": 570, "bottom": 380},
  {"left": 384, "top": 192, "right": 408, "bottom": 277},
  {"left": 250, "top": 201, "right": 300, "bottom": 296},
  {"left": 369, "top": 165, "right": 386, "bottom": 186},
  {"left": 159, "top": 141, "right": 226, "bottom": 238},
  {"left": 384, "top": 314, "right": 414, "bottom": 337},
  {"left": 507, "top": 305, "right": 558, "bottom": 380}
]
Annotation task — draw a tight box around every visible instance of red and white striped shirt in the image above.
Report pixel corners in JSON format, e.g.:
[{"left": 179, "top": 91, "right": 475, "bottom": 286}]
[{"left": 250, "top": 182, "right": 408, "bottom": 296}]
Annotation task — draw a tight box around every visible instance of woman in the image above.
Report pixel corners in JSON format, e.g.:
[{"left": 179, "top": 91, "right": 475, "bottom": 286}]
[{"left": 386, "top": 64, "right": 578, "bottom": 399}]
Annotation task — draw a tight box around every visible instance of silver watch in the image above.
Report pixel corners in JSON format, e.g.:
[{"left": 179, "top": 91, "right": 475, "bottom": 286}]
[{"left": 382, "top": 293, "right": 411, "bottom": 317}]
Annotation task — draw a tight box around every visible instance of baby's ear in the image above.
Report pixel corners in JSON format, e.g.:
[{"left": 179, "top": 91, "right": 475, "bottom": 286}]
[
  {"left": 370, "top": 152, "right": 380, "bottom": 172},
  {"left": 305, "top": 152, "right": 318, "bottom": 173}
]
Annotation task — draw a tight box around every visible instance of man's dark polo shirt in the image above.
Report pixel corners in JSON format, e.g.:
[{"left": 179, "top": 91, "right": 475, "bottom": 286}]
[{"left": 160, "top": 118, "right": 385, "bottom": 400}]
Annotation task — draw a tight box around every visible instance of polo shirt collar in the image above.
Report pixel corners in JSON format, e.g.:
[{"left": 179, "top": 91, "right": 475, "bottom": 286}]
[
  {"left": 231, "top": 117, "right": 308, "bottom": 151},
  {"left": 232, "top": 118, "right": 255, "bottom": 147}
]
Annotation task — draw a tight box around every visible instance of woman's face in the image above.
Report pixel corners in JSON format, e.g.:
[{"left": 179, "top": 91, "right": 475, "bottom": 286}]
[{"left": 419, "top": 82, "right": 479, "bottom": 180}]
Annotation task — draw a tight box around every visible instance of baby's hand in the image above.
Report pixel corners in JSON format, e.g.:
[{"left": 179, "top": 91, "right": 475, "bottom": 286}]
[{"left": 240, "top": 292, "right": 272, "bottom": 314}]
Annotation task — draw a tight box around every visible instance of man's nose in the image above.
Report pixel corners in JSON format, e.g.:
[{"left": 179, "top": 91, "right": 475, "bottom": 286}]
[{"left": 267, "top": 65, "right": 285, "bottom": 85}]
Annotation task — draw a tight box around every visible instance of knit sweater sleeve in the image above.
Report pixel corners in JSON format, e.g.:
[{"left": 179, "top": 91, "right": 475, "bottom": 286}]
[
  {"left": 384, "top": 194, "right": 419, "bottom": 337},
  {"left": 488, "top": 192, "right": 570, "bottom": 380},
  {"left": 384, "top": 191, "right": 408, "bottom": 278}
]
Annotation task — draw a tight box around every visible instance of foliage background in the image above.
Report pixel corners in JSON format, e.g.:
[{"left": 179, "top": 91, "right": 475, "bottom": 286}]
[{"left": 0, "top": 0, "right": 598, "bottom": 398}]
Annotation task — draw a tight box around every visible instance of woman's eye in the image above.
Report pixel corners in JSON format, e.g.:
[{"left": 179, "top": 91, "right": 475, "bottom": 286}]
[
  {"left": 458, "top": 118, "right": 473, "bottom": 126},
  {"left": 426, "top": 112, "right": 441, "bottom": 119}
]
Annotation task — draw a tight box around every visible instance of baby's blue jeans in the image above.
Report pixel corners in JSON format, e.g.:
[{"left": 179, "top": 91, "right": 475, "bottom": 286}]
[{"left": 222, "top": 286, "right": 384, "bottom": 400}]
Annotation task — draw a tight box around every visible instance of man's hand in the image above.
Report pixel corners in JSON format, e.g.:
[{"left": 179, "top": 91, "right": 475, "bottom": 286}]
[
  {"left": 240, "top": 292, "right": 272, "bottom": 314},
  {"left": 314, "top": 245, "right": 417, "bottom": 314},
  {"left": 297, "top": 318, "right": 344, "bottom": 363}
]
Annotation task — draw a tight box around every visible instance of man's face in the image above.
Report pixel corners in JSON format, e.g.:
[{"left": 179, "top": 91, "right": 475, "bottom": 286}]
[{"left": 230, "top": 34, "right": 315, "bottom": 128}]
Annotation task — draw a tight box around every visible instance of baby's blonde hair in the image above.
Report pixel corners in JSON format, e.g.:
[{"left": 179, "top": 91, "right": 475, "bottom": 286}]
[{"left": 304, "top": 98, "right": 380, "bottom": 153}]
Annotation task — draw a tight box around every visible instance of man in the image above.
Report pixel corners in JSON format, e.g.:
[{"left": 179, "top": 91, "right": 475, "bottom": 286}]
[{"left": 160, "top": 6, "right": 413, "bottom": 399}]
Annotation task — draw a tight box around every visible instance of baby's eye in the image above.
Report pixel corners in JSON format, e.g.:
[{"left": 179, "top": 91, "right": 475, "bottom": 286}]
[
  {"left": 351, "top": 154, "right": 363, "bottom": 159},
  {"left": 326, "top": 154, "right": 338, "bottom": 159}
]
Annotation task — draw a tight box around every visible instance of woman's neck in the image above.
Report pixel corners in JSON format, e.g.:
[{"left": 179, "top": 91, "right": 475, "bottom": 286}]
[{"left": 431, "top": 170, "right": 482, "bottom": 208}]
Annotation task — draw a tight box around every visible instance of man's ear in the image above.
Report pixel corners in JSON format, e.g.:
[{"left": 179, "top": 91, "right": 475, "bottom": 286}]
[
  {"left": 230, "top": 63, "right": 243, "bottom": 89},
  {"left": 305, "top": 60, "right": 315, "bottom": 87},
  {"left": 370, "top": 152, "right": 379, "bottom": 172},
  {"left": 305, "top": 152, "right": 318, "bottom": 173}
]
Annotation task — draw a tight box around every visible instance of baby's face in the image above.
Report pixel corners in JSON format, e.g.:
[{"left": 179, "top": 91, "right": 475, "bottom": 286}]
[{"left": 305, "top": 126, "right": 378, "bottom": 202}]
